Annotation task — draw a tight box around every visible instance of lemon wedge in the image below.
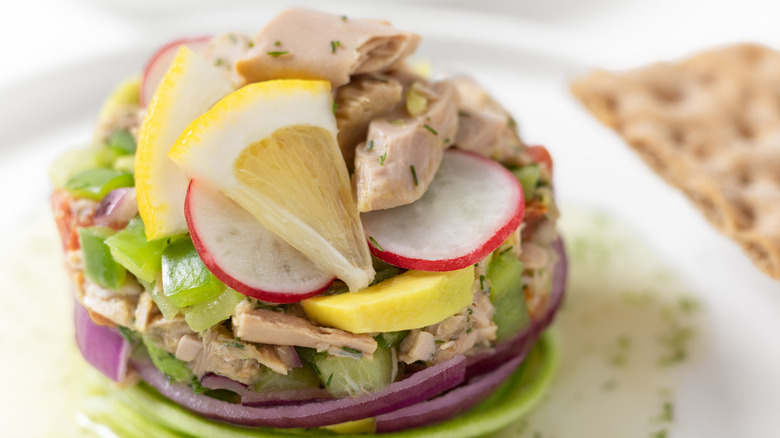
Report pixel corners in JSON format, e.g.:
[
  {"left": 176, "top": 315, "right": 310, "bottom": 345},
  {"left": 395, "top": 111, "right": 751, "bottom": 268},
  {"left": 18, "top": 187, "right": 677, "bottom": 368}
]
[
  {"left": 301, "top": 266, "right": 474, "bottom": 333},
  {"left": 135, "top": 46, "right": 233, "bottom": 240},
  {"left": 168, "top": 79, "right": 374, "bottom": 292}
]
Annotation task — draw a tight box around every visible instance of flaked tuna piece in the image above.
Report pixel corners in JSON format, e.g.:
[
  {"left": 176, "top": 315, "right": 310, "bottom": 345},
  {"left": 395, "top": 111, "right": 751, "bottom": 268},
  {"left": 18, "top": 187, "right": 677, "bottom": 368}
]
[
  {"left": 236, "top": 8, "right": 420, "bottom": 88},
  {"left": 133, "top": 291, "right": 157, "bottom": 332},
  {"left": 190, "top": 327, "right": 289, "bottom": 383},
  {"left": 430, "top": 292, "right": 497, "bottom": 364},
  {"left": 202, "top": 32, "right": 254, "bottom": 88},
  {"left": 335, "top": 74, "right": 404, "bottom": 170},
  {"left": 175, "top": 334, "right": 204, "bottom": 363},
  {"left": 451, "top": 76, "right": 527, "bottom": 166},
  {"left": 81, "top": 279, "right": 141, "bottom": 328},
  {"left": 398, "top": 330, "right": 436, "bottom": 364},
  {"left": 145, "top": 315, "right": 195, "bottom": 354},
  {"left": 232, "top": 300, "right": 377, "bottom": 357},
  {"left": 353, "top": 79, "right": 459, "bottom": 211}
]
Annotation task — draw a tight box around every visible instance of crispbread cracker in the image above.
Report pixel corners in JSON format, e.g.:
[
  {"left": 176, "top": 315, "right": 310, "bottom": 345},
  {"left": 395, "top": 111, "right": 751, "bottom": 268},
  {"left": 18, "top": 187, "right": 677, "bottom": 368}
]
[{"left": 571, "top": 44, "right": 780, "bottom": 279}]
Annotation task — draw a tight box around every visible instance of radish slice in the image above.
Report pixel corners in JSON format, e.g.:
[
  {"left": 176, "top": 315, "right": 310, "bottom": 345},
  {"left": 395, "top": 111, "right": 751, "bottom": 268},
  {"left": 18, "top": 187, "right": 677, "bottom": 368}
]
[
  {"left": 185, "top": 180, "right": 334, "bottom": 303},
  {"left": 141, "top": 36, "right": 212, "bottom": 106},
  {"left": 361, "top": 149, "right": 525, "bottom": 271}
]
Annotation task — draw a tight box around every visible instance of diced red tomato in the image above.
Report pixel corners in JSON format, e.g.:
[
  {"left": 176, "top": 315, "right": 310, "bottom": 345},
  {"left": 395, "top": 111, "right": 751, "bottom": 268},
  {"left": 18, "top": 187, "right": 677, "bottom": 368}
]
[{"left": 526, "top": 145, "right": 553, "bottom": 175}]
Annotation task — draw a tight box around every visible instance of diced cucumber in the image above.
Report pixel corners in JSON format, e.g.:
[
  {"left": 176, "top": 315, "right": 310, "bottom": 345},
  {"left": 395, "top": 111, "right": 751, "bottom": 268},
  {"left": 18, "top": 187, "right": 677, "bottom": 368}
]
[
  {"left": 105, "top": 217, "right": 169, "bottom": 284},
  {"left": 511, "top": 164, "right": 540, "bottom": 201},
  {"left": 309, "top": 347, "right": 393, "bottom": 398},
  {"left": 183, "top": 289, "right": 243, "bottom": 332},
  {"left": 162, "top": 238, "right": 225, "bottom": 307},
  {"left": 78, "top": 226, "right": 127, "bottom": 291},
  {"left": 253, "top": 364, "right": 322, "bottom": 392},
  {"left": 64, "top": 168, "right": 134, "bottom": 201},
  {"left": 107, "top": 129, "right": 137, "bottom": 155},
  {"left": 149, "top": 278, "right": 180, "bottom": 320},
  {"left": 487, "top": 250, "right": 530, "bottom": 341}
]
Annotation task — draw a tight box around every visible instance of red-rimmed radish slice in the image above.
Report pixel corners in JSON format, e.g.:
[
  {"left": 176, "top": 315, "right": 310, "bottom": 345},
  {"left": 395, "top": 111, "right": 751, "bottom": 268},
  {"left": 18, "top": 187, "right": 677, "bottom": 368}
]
[
  {"left": 141, "top": 36, "right": 212, "bottom": 106},
  {"left": 361, "top": 149, "right": 524, "bottom": 271},
  {"left": 185, "top": 180, "right": 334, "bottom": 303}
]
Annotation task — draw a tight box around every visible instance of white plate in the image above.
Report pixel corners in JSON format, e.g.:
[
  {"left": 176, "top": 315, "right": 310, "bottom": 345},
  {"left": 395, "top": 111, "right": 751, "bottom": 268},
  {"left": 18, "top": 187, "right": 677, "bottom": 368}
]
[{"left": 1, "top": 3, "right": 779, "bottom": 437}]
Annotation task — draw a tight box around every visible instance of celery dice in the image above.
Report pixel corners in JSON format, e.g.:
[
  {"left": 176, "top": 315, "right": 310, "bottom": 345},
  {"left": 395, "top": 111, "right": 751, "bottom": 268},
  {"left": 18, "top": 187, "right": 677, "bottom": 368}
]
[
  {"left": 105, "top": 217, "right": 168, "bottom": 284},
  {"left": 64, "top": 168, "right": 134, "bottom": 201},
  {"left": 78, "top": 227, "right": 127, "bottom": 291},
  {"left": 183, "top": 289, "right": 243, "bottom": 332},
  {"left": 487, "top": 250, "right": 530, "bottom": 341},
  {"left": 162, "top": 238, "right": 225, "bottom": 307}
]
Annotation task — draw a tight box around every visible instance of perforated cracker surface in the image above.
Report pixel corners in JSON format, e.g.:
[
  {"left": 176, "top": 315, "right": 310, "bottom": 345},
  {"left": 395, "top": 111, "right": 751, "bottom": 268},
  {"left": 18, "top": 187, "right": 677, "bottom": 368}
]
[{"left": 572, "top": 44, "right": 780, "bottom": 279}]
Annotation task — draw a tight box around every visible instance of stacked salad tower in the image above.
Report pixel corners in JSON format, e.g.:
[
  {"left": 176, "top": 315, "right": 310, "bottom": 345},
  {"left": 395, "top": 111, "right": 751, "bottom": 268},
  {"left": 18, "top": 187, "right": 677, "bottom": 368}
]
[{"left": 50, "top": 9, "right": 566, "bottom": 437}]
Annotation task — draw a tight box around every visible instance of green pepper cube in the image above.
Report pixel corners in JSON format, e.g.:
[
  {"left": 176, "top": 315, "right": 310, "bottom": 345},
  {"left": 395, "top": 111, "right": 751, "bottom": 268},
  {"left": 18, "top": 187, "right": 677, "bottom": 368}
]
[
  {"left": 107, "top": 129, "right": 137, "bottom": 155},
  {"left": 162, "top": 238, "right": 225, "bottom": 307},
  {"left": 511, "top": 164, "right": 540, "bottom": 202},
  {"left": 64, "top": 168, "right": 134, "bottom": 201},
  {"left": 78, "top": 226, "right": 127, "bottom": 291},
  {"left": 105, "top": 217, "right": 168, "bottom": 284},
  {"left": 183, "top": 288, "right": 243, "bottom": 332},
  {"left": 487, "top": 250, "right": 530, "bottom": 341}
]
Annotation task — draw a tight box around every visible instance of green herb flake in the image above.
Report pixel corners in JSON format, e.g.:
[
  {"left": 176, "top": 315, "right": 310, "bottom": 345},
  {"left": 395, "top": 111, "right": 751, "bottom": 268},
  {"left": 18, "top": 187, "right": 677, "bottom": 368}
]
[
  {"left": 214, "top": 58, "right": 225, "bottom": 67},
  {"left": 266, "top": 51, "right": 289, "bottom": 57},
  {"left": 312, "top": 363, "right": 322, "bottom": 377},
  {"left": 332, "top": 101, "right": 338, "bottom": 115},
  {"left": 326, "top": 373, "right": 334, "bottom": 387},
  {"left": 423, "top": 124, "right": 438, "bottom": 135},
  {"left": 274, "top": 41, "right": 281, "bottom": 46},
  {"left": 342, "top": 346, "right": 362, "bottom": 355},
  {"left": 499, "top": 245, "right": 514, "bottom": 255},
  {"left": 380, "top": 152, "right": 387, "bottom": 166},
  {"left": 434, "top": 340, "right": 445, "bottom": 345},
  {"left": 228, "top": 341, "right": 245, "bottom": 349},
  {"left": 466, "top": 328, "right": 472, "bottom": 334},
  {"left": 369, "top": 236, "right": 383, "bottom": 252},
  {"left": 479, "top": 274, "right": 486, "bottom": 291},
  {"left": 410, "top": 165, "right": 418, "bottom": 186},
  {"left": 443, "top": 138, "right": 451, "bottom": 144},
  {"left": 390, "top": 119, "right": 404, "bottom": 125},
  {"left": 330, "top": 40, "right": 341, "bottom": 53},
  {"left": 248, "top": 41, "right": 254, "bottom": 48},
  {"left": 507, "top": 116, "right": 517, "bottom": 128},
  {"left": 341, "top": 15, "right": 348, "bottom": 21},
  {"left": 367, "top": 140, "right": 374, "bottom": 150},
  {"left": 652, "top": 430, "right": 668, "bottom": 438}
]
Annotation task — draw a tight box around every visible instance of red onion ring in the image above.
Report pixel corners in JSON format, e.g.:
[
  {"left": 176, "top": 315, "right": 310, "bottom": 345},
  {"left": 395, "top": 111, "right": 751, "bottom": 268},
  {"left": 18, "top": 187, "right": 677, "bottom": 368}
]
[
  {"left": 376, "top": 349, "right": 529, "bottom": 433},
  {"left": 130, "top": 353, "right": 466, "bottom": 428},
  {"left": 74, "top": 301, "right": 131, "bottom": 382},
  {"left": 200, "top": 373, "right": 333, "bottom": 406}
]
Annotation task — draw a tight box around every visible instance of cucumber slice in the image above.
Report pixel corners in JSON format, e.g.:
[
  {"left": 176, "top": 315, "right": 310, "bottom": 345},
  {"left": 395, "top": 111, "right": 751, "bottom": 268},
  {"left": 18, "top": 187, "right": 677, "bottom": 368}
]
[
  {"left": 487, "top": 250, "right": 531, "bottom": 341},
  {"left": 305, "top": 347, "right": 393, "bottom": 398}
]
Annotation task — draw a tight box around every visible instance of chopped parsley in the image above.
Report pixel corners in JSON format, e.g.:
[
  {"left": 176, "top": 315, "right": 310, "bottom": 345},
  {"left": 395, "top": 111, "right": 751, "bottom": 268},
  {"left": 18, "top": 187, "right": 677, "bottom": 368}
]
[
  {"left": 390, "top": 119, "right": 403, "bottom": 125},
  {"left": 326, "top": 373, "right": 334, "bottom": 387},
  {"left": 410, "top": 165, "right": 418, "bottom": 186},
  {"left": 330, "top": 40, "right": 341, "bottom": 53},
  {"left": 434, "top": 340, "right": 445, "bottom": 345},
  {"left": 266, "top": 50, "right": 289, "bottom": 57},
  {"left": 332, "top": 101, "right": 338, "bottom": 115},
  {"left": 380, "top": 152, "right": 387, "bottom": 166},
  {"left": 369, "top": 236, "right": 383, "bottom": 251},
  {"left": 274, "top": 41, "right": 281, "bottom": 46},
  {"left": 367, "top": 140, "right": 374, "bottom": 150},
  {"left": 423, "top": 124, "right": 438, "bottom": 135},
  {"left": 228, "top": 341, "right": 245, "bottom": 349}
]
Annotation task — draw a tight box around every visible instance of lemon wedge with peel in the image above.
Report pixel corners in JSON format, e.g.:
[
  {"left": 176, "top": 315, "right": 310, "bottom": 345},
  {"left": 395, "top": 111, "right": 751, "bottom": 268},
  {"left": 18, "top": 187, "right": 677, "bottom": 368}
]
[
  {"left": 135, "top": 46, "right": 233, "bottom": 240},
  {"left": 168, "top": 79, "right": 375, "bottom": 292}
]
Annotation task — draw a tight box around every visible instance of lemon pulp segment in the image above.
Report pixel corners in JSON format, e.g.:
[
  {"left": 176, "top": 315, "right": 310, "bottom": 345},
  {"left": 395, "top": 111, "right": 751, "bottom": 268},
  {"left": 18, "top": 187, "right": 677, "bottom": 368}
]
[
  {"left": 301, "top": 266, "right": 475, "bottom": 333},
  {"left": 135, "top": 46, "right": 233, "bottom": 240}
]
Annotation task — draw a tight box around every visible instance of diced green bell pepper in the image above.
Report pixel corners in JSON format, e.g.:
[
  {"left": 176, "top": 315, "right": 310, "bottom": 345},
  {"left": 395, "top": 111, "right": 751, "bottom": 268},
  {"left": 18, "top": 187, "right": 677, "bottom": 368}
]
[
  {"left": 104, "top": 217, "right": 168, "bottom": 284},
  {"left": 162, "top": 238, "right": 225, "bottom": 307},
  {"left": 183, "top": 288, "right": 243, "bottom": 332},
  {"left": 64, "top": 168, "right": 134, "bottom": 201},
  {"left": 107, "top": 129, "right": 137, "bottom": 155},
  {"left": 512, "top": 164, "right": 540, "bottom": 201},
  {"left": 487, "top": 250, "right": 531, "bottom": 341},
  {"left": 78, "top": 226, "right": 127, "bottom": 291}
]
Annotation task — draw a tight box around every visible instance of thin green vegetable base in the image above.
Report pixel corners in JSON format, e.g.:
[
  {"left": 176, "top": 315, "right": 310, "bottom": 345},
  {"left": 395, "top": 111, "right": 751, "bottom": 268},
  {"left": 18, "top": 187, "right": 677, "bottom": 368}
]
[{"left": 82, "top": 335, "right": 558, "bottom": 438}]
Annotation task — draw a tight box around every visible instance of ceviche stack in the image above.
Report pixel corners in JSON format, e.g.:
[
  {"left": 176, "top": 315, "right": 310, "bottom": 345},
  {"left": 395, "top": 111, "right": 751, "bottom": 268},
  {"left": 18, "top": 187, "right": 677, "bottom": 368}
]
[{"left": 50, "top": 9, "right": 566, "bottom": 436}]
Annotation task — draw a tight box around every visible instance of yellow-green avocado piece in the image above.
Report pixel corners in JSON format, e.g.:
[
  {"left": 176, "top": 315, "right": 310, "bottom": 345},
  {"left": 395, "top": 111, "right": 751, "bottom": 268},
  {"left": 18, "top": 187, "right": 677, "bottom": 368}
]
[{"left": 301, "top": 266, "right": 474, "bottom": 333}]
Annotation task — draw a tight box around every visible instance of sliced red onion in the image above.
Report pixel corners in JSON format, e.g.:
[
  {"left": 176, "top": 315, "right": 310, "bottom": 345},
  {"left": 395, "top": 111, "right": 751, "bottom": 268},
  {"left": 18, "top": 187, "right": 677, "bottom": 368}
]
[
  {"left": 466, "top": 238, "right": 567, "bottom": 379},
  {"left": 376, "top": 349, "right": 528, "bottom": 433},
  {"left": 93, "top": 187, "right": 138, "bottom": 227},
  {"left": 200, "top": 373, "right": 249, "bottom": 394},
  {"left": 131, "top": 353, "right": 466, "bottom": 428},
  {"left": 200, "top": 372, "right": 331, "bottom": 406},
  {"left": 74, "top": 301, "right": 131, "bottom": 382}
]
